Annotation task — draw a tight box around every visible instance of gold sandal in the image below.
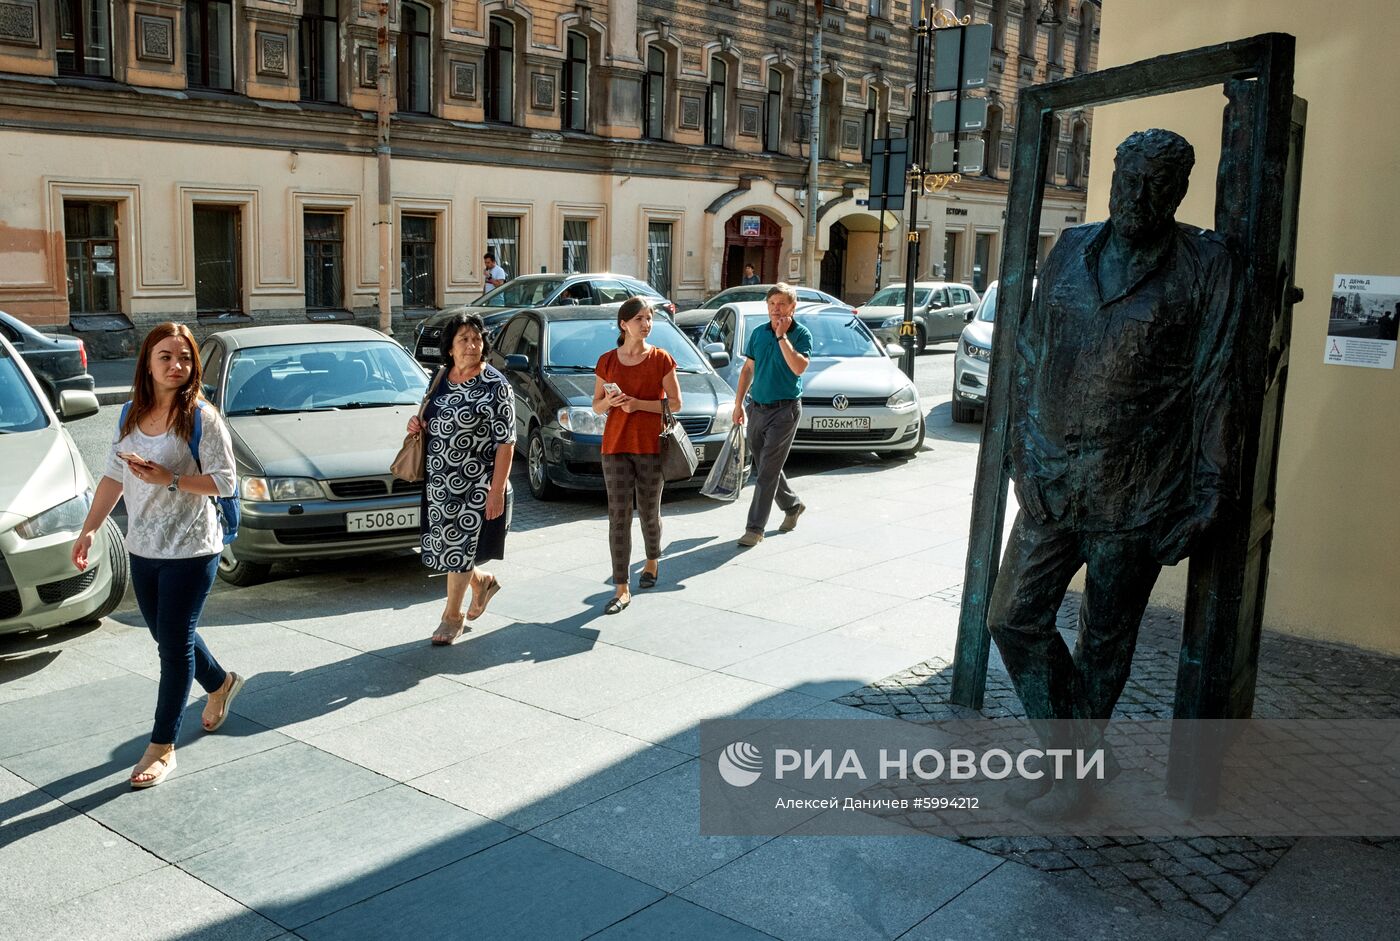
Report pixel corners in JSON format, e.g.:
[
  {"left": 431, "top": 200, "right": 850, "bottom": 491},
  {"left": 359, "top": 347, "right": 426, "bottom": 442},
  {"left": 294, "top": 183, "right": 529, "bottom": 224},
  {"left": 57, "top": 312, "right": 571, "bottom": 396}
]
[
  {"left": 466, "top": 575, "right": 501, "bottom": 621},
  {"left": 131, "top": 748, "right": 176, "bottom": 789},
  {"left": 430, "top": 616, "right": 468, "bottom": 646}
]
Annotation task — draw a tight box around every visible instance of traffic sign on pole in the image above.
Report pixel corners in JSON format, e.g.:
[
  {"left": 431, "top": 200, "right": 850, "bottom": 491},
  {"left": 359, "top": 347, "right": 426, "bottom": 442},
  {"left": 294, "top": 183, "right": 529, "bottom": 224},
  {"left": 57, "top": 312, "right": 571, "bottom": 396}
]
[
  {"left": 933, "top": 97, "right": 988, "bottom": 134},
  {"left": 867, "top": 136, "right": 909, "bottom": 213}
]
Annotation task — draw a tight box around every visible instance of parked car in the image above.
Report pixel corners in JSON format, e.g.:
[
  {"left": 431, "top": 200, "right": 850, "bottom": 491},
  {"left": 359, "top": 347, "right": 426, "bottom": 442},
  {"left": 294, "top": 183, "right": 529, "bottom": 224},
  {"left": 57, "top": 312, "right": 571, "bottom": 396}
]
[
  {"left": 855, "top": 281, "right": 979, "bottom": 353},
  {"left": 675, "top": 284, "right": 842, "bottom": 341},
  {"left": 952, "top": 279, "right": 1037, "bottom": 423},
  {"left": 412, "top": 273, "right": 676, "bottom": 365},
  {"left": 0, "top": 310, "right": 94, "bottom": 409},
  {"left": 0, "top": 335, "right": 127, "bottom": 635},
  {"left": 198, "top": 325, "right": 430, "bottom": 585},
  {"left": 700, "top": 302, "right": 924, "bottom": 457},
  {"left": 485, "top": 305, "right": 736, "bottom": 499}
]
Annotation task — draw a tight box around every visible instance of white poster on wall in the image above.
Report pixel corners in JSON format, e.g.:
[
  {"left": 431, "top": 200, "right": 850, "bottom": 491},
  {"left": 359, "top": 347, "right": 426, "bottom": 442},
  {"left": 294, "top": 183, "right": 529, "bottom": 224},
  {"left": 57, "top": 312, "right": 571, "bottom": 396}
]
[{"left": 1325, "top": 274, "right": 1399, "bottom": 369}]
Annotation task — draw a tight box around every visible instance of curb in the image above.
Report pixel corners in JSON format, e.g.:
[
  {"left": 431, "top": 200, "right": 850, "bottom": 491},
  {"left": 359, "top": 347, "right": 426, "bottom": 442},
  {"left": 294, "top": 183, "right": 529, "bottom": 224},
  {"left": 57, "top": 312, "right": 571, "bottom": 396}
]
[{"left": 97, "top": 389, "right": 131, "bottom": 406}]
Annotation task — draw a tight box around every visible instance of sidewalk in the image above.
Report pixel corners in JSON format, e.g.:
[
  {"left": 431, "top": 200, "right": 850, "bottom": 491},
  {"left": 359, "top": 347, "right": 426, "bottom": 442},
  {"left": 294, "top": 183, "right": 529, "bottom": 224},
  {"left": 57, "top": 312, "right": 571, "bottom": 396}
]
[{"left": 1, "top": 420, "right": 1397, "bottom": 940}]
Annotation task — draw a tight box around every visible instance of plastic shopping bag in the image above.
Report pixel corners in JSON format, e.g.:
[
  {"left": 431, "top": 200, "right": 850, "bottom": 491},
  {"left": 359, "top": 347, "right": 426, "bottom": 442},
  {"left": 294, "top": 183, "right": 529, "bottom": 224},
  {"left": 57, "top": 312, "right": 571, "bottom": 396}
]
[{"left": 700, "top": 424, "right": 746, "bottom": 502}]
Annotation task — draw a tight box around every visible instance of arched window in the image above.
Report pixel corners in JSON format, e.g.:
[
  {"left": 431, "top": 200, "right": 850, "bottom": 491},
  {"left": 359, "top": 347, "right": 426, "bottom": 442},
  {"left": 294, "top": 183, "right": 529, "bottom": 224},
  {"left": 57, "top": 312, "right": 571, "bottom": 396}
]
[
  {"left": 1076, "top": 2, "right": 1097, "bottom": 73},
  {"left": 58, "top": 0, "right": 113, "bottom": 77},
  {"left": 983, "top": 103, "right": 1004, "bottom": 179},
  {"left": 861, "top": 88, "right": 878, "bottom": 162},
  {"left": 764, "top": 69, "right": 783, "bottom": 153},
  {"left": 820, "top": 76, "right": 841, "bottom": 160},
  {"left": 991, "top": 0, "right": 1009, "bottom": 51},
  {"left": 706, "top": 58, "right": 727, "bottom": 147},
  {"left": 1019, "top": 0, "right": 1038, "bottom": 59},
  {"left": 186, "top": 0, "right": 235, "bottom": 90},
  {"left": 397, "top": 1, "right": 432, "bottom": 113},
  {"left": 486, "top": 17, "right": 514, "bottom": 123},
  {"left": 299, "top": 0, "right": 339, "bottom": 102},
  {"left": 1067, "top": 120, "right": 1087, "bottom": 187},
  {"left": 562, "top": 30, "right": 588, "bottom": 131},
  {"left": 1048, "top": 0, "right": 1067, "bottom": 67},
  {"left": 644, "top": 46, "right": 667, "bottom": 140}
]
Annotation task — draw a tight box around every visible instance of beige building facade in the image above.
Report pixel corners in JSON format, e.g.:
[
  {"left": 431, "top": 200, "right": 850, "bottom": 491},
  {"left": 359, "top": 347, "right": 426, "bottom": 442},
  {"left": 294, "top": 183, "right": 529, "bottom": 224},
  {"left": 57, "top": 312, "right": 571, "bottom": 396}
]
[
  {"left": 0, "top": 2, "right": 1097, "bottom": 351},
  {"left": 1087, "top": 0, "right": 1400, "bottom": 654}
]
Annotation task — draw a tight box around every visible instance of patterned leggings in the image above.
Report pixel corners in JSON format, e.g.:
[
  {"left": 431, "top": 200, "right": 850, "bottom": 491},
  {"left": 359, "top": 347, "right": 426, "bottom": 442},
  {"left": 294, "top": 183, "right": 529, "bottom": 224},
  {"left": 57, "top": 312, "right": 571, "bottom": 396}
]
[{"left": 601, "top": 452, "right": 665, "bottom": 585}]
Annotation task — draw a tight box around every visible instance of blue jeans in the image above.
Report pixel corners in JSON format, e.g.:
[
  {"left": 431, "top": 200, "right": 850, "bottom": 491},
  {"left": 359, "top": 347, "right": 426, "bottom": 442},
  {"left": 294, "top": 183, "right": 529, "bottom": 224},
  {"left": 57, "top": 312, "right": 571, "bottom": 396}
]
[{"left": 129, "top": 553, "right": 226, "bottom": 745}]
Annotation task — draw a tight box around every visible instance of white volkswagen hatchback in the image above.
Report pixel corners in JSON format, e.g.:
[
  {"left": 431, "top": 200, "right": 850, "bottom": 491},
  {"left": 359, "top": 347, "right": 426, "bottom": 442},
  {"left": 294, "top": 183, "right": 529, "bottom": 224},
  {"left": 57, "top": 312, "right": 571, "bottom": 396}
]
[{"left": 0, "top": 335, "right": 128, "bottom": 635}]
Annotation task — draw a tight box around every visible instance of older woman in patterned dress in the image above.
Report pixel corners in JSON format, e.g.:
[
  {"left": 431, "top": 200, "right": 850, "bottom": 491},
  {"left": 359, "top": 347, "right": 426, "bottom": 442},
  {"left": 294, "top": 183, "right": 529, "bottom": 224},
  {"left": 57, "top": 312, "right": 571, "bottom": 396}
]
[{"left": 406, "top": 312, "right": 515, "bottom": 645}]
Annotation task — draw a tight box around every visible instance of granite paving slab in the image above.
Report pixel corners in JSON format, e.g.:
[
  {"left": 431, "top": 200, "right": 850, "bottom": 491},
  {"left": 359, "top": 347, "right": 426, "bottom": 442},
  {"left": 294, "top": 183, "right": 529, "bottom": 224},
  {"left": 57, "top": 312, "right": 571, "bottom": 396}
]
[
  {"left": 584, "top": 672, "right": 823, "bottom": 756},
  {"left": 722, "top": 633, "right": 927, "bottom": 701},
  {"left": 297, "top": 834, "right": 663, "bottom": 941},
  {"left": 1208, "top": 838, "right": 1400, "bottom": 940},
  {"left": 534, "top": 760, "right": 774, "bottom": 892},
  {"left": 0, "top": 804, "right": 164, "bottom": 914},
  {"left": 411, "top": 721, "right": 689, "bottom": 831},
  {"left": 477, "top": 643, "right": 705, "bottom": 718},
  {"left": 268, "top": 602, "right": 517, "bottom": 653},
  {"left": 3, "top": 712, "right": 290, "bottom": 813},
  {"left": 0, "top": 766, "right": 59, "bottom": 827},
  {"left": 0, "top": 863, "right": 281, "bottom": 941},
  {"left": 179, "top": 784, "right": 516, "bottom": 929},
  {"left": 669, "top": 565, "right": 816, "bottom": 612},
  {"left": 827, "top": 597, "right": 966, "bottom": 659},
  {"left": 828, "top": 555, "right": 964, "bottom": 601},
  {"left": 0, "top": 645, "right": 129, "bottom": 705},
  {"left": 592, "top": 603, "right": 824, "bottom": 672},
  {"left": 302, "top": 685, "right": 574, "bottom": 780},
  {"left": 379, "top": 620, "right": 598, "bottom": 687},
  {"left": 229, "top": 655, "right": 460, "bottom": 738},
  {"left": 0, "top": 673, "right": 156, "bottom": 760},
  {"left": 902, "top": 856, "right": 1208, "bottom": 940},
  {"left": 587, "top": 896, "right": 779, "bottom": 940},
  {"left": 85, "top": 742, "right": 392, "bottom": 861},
  {"left": 733, "top": 581, "right": 907, "bottom": 631},
  {"left": 679, "top": 824, "right": 1000, "bottom": 941}
]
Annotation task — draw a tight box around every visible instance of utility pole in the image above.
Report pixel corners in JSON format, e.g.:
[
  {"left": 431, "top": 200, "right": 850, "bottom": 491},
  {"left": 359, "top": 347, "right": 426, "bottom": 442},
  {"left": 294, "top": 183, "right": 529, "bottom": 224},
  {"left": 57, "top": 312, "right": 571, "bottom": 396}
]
[
  {"left": 803, "top": 0, "right": 824, "bottom": 286},
  {"left": 375, "top": 2, "right": 393, "bottom": 334}
]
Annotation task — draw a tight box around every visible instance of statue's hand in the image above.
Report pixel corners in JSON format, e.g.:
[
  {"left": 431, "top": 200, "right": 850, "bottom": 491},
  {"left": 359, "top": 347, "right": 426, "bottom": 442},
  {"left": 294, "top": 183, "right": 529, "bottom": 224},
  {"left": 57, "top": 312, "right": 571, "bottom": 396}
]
[
  {"left": 1153, "top": 494, "right": 1223, "bottom": 565},
  {"left": 1012, "top": 475, "right": 1049, "bottom": 523}
]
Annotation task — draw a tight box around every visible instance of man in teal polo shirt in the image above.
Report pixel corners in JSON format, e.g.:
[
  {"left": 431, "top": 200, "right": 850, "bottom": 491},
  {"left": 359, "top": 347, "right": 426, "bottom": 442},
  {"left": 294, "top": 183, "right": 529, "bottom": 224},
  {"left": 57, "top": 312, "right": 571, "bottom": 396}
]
[{"left": 732, "top": 283, "right": 813, "bottom": 547}]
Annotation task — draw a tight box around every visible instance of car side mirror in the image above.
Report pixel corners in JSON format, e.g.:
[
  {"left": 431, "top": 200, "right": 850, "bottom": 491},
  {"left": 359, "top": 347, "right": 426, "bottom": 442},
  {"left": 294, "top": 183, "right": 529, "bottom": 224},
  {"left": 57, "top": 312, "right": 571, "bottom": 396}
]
[
  {"left": 706, "top": 350, "right": 731, "bottom": 369},
  {"left": 57, "top": 389, "right": 100, "bottom": 422},
  {"left": 885, "top": 344, "right": 906, "bottom": 359},
  {"left": 965, "top": 310, "right": 976, "bottom": 323},
  {"left": 703, "top": 342, "right": 725, "bottom": 355},
  {"left": 504, "top": 353, "right": 529, "bottom": 372}
]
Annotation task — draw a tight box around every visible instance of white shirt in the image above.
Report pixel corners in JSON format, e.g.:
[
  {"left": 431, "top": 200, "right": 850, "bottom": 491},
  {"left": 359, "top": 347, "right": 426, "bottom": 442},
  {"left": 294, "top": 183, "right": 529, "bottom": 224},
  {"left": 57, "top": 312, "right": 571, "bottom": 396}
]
[
  {"left": 105, "top": 406, "right": 238, "bottom": 559},
  {"left": 485, "top": 264, "right": 507, "bottom": 286}
]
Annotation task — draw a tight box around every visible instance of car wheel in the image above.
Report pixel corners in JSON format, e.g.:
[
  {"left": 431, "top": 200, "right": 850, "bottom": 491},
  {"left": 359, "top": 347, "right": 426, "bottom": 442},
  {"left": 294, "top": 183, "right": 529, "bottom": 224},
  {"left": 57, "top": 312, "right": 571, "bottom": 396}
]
[
  {"left": 951, "top": 391, "right": 979, "bottom": 424},
  {"left": 81, "top": 517, "right": 131, "bottom": 624},
  {"left": 527, "top": 426, "right": 560, "bottom": 501},
  {"left": 915, "top": 324, "right": 927, "bottom": 355},
  {"left": 218, "top": 542, "right": 272, "bottom": 587}
]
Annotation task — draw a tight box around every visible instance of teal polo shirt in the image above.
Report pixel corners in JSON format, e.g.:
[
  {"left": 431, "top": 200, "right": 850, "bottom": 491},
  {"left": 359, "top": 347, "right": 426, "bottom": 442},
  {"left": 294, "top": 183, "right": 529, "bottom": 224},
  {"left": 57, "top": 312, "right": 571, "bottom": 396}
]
[{"left": 746, "top": 321, "right": 813, "bottom": 404}]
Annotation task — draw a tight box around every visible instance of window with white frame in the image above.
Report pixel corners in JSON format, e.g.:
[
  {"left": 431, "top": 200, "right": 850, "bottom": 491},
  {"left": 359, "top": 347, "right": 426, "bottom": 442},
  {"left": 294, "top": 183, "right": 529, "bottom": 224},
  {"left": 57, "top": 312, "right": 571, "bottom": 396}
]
[
  {"left": 644, "top": 46, "right": 667, "bottom": 140},
  {"left": 562, "top": 220, "right": 590, "bottom": 274},
  {"left": 562, "top": 31, "right": 588, "bottom": 131},
  {"left": 706, "top": 59, "right": 727, "bottom": 147},
  {"left": 64, "top": 201, "right": 120, "bottom": 314},
  {"left": 486, "top": 17, "right": 515, "bottom": 123},
  {"left": 487, "top": 216, "right": 520, "bottom": 279},
  {"left": 647, "top": 222, "right": 673, "bottom": 299}
]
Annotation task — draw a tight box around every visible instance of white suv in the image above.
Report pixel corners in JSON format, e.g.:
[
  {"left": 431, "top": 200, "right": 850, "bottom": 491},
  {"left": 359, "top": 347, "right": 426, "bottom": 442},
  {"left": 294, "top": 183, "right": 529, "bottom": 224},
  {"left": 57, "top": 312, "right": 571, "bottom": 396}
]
[
  {"left": 0, "top": 335, "right": 128, "bottom": 635},
  {"left": 952, "top": 280, "right": 1035, "bottom": 423}
]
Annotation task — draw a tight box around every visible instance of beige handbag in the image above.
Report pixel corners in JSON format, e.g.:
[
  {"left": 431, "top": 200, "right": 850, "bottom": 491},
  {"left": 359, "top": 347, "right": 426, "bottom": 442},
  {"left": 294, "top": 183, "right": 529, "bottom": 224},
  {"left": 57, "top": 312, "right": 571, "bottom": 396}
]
[{"left": 390, "top": 368, "right": 446, "bottom": 482}]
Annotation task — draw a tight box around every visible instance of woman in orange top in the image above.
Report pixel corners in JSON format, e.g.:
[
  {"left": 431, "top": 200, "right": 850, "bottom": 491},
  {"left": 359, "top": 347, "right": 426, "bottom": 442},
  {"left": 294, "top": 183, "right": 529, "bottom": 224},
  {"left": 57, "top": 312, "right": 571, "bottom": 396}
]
[{"left": 592, "top": 297, "right": 683, "bottom": 614}]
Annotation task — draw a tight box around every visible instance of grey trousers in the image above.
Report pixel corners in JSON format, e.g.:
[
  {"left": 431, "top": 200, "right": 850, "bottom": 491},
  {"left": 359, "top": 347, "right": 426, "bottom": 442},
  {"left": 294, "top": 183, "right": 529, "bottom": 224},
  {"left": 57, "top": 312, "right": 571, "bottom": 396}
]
[{"left": 745, "top": 400, "right": 802, "bottom": 534}]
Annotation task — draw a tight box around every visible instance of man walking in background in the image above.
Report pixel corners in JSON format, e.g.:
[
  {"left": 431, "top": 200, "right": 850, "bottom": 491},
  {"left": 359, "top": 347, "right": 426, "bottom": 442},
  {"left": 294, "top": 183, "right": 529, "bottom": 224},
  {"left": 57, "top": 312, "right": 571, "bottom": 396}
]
[
  {"left": 483, "top": 252, "right": 507, "bottom": 289},
  {"left": 732, "top": 283, "right": 812, "bottom": 547},
  {"left": 742, "top": 263, "right": 760, "bottom": 285}
]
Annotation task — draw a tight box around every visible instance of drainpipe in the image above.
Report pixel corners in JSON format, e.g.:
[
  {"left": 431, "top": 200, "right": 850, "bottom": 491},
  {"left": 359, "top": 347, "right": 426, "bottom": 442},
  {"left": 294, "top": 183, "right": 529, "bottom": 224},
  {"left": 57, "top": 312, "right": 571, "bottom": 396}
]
[
  {"left": 803, "top": 0, "right": 823, "bottom": 285},
  {"left": 376, "top": 2, "right": 393, "bottom": 333}
]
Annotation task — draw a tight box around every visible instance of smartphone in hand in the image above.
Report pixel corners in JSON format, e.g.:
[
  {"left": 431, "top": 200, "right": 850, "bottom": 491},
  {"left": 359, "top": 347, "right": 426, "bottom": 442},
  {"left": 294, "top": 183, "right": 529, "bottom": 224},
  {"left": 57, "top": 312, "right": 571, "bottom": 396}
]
[
  {"left": 603, "top": 382, "right": 623, "bottom": 397},
  {"left": 117, "top": 451, "right": 151, "bottom": 466}
]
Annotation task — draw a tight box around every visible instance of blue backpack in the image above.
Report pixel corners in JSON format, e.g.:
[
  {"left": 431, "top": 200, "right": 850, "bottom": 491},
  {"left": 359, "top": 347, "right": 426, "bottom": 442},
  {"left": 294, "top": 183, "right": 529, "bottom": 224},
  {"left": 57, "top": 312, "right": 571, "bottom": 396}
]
[{"left": 119, "top": 401, "right": 240, "bottom": 546}]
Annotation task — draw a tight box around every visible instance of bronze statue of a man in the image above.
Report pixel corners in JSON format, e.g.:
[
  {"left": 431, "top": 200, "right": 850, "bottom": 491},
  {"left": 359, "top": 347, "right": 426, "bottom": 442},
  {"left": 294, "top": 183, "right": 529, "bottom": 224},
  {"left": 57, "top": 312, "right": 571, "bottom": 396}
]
[{"left": 989, "top": 128, "right": 1240, "bottom": 816}]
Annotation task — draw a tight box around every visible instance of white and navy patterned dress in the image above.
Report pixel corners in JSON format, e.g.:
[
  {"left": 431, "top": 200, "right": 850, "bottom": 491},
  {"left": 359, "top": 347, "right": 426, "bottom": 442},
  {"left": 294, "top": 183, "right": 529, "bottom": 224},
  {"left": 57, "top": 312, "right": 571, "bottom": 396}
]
[{"left": 420, "top": 366, "right": 515, "bottom": 572}]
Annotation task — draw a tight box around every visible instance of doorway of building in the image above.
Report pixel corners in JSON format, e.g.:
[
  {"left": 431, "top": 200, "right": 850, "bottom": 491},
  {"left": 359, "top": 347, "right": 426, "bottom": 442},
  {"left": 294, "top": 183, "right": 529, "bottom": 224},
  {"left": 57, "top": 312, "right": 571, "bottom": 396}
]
[
  {"left": 820, "top": 222, "right": 848, "bottom": 298},
  {"left": 722, "top": 213, "right": 783, "bottom": 286}
]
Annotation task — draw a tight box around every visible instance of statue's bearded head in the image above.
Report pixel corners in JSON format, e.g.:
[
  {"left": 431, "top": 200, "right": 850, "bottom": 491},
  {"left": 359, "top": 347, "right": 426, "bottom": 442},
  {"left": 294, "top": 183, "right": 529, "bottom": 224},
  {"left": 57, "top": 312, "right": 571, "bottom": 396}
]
[{"left": 1109, "top": 129, "right": 1195, "bottom": 244}]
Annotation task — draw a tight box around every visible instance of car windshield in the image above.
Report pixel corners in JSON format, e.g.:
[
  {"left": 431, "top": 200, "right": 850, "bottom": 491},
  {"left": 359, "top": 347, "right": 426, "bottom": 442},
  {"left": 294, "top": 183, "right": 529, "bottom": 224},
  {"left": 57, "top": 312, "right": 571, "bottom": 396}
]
[
  {"left": 0, "top": 350, "right": 48, "bottom": 433},
  {"left": 224, "top": 341, "right": 429, "bottom": 415},
  {"left": 545, "top": 318, "right": 710, "bottom": 372},
  {"left": 699, "top": 288, "right": 768, "bottom": 309},
  {"left": 867, "top": 286, "right": 933, "bottom": 308},
  {"left": 977, "top": 283, "right": 999, "bottom": 322},
  {"left": 475, "top": 278, "right": 566, "bottom": 308},
  {"left": 743, "top": 312, "right": 883, "bottom": 358}
]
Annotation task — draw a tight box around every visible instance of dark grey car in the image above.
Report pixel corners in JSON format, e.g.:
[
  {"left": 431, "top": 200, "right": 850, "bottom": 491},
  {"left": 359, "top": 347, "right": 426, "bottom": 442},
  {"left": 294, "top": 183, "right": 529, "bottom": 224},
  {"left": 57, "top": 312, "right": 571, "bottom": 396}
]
[{"left": 199, "top": 325, "right": 429, "bottom": 585}]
